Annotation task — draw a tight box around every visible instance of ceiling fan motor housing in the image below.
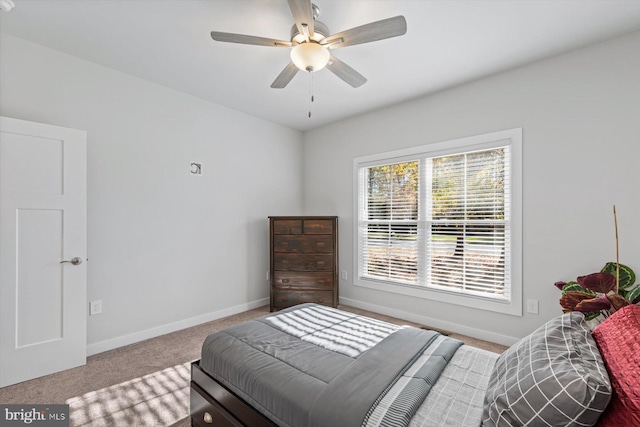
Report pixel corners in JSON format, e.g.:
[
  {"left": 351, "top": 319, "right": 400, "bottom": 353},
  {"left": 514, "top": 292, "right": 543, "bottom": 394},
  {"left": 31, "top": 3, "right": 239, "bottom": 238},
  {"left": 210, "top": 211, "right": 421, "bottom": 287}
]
[{"left": 290, "top": 21, "right": 329, "bottom": 43}]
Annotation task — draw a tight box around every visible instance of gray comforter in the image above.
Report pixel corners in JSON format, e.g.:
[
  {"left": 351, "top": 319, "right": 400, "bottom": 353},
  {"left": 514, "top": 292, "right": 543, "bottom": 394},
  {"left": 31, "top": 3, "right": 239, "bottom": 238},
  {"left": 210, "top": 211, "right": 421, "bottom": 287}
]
[{"left": 200, "top": 303, "right": 463, "bottom": 427}]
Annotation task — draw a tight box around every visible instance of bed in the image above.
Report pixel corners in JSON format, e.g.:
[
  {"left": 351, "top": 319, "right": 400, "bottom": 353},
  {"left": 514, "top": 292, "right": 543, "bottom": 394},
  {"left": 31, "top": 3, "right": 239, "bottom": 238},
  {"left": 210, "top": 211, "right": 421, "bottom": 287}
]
[{"left": 190, "top": 303, "right": 640, "bottom": 427}]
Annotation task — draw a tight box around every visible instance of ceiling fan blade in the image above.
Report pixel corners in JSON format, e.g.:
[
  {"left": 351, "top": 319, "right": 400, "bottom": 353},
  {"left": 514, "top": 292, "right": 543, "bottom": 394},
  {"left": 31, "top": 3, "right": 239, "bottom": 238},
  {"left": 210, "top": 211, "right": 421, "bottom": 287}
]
[
  {"left": 326, "top": 55, "right": 367, "bottom": 88},
  {"left": 271, "top": 62, "right": 300, "bottom": 88},
  {"left": 287, "top": 0, "right": 314, "bottom": 38},
  {"left": 322, "top": 16, "right": 407, "bottom": 48},
  {"left": 210, "top": 31, "right": 291, "bottom": 47}
]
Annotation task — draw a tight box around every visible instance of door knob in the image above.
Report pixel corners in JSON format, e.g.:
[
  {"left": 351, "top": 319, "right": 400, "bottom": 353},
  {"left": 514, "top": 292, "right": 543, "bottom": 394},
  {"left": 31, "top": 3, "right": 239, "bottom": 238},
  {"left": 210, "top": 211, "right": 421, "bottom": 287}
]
[{"left": 60, "top": 257, "right": 83, "bottom": 265}]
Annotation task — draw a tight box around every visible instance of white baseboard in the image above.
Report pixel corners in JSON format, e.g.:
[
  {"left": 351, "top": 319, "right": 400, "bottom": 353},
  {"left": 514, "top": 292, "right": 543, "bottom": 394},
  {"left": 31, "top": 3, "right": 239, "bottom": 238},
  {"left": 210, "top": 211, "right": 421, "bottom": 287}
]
[
  {"left": 86, "top": 298, "right": 269, "bottom": 356},
  {"left": 339, "top": 297, "right": 520, "bottom": 347}
]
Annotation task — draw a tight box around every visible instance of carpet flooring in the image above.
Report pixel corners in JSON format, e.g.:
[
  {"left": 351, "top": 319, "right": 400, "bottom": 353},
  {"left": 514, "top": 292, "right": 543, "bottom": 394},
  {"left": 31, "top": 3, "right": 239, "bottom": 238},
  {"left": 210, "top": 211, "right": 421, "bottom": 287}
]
[
  {"left": 0, "top": 305, "right": 507, "bottom": 426},
  {"left": 67, "top": 363, "right": 190, "bottom": 427}
]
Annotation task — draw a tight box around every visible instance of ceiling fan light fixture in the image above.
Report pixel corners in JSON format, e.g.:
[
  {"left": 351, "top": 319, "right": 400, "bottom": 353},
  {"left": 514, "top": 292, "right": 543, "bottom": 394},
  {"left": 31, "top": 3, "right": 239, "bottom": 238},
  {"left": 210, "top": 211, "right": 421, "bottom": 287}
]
[
  {"left": 290, "top": 42, "right": 330, "bottom": 72},
  {"left": 210, "top": 1, "right": 407, "bottom": 90}
]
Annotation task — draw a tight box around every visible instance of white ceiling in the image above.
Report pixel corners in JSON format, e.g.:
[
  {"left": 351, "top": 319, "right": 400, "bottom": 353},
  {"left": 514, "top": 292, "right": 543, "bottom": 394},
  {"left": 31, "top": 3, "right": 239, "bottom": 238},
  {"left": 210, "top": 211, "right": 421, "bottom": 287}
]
[{"left": 2, "top": 0, "right": 640, "bottom": 132}]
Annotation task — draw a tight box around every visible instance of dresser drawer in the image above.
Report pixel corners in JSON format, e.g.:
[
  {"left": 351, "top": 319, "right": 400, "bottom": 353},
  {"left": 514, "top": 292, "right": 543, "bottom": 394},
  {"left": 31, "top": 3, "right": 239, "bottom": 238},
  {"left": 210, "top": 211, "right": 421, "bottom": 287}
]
[
  {"left": 273, "top": 253, "right": 334, "bottom": 271},
  {"left": 272, "top": 290, "right": 334, "bottom": 309},
  {"left": 273, "top": 235, "right": 334, "bottom": 253},
  {"left": 272, "top": 219, "right": 302, "bottom": 235},
  {"left": 273, "top": 272, "right": 334, "bottom": 290},
  {"left": 303, "top": 219, "right": 334, "bottom": 234}
]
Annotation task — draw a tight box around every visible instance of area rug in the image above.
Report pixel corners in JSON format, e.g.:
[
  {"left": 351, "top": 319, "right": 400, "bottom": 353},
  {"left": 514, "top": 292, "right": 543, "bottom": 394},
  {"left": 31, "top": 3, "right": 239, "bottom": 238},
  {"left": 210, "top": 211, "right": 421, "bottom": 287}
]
[{"left": 65, "top": 362, "right": 191, "bottom": 426}]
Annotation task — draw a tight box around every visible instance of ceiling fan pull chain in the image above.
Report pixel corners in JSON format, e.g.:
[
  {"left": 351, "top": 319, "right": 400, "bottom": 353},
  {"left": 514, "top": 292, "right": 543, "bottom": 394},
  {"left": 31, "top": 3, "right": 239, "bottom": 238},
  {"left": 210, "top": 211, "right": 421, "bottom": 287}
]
[{"left": 308, "top": 71, "right": 314, "bottom": 118}]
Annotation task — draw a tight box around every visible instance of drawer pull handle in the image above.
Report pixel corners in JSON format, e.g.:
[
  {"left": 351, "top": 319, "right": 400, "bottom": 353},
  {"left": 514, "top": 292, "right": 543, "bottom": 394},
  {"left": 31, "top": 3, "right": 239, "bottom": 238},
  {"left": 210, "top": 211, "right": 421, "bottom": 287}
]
[
  {"left": 317, "top": 242, "right": 325, "bottom": 247},
  {"left": 282, "top": 279, "right": 290, "bottom": 283},
  {"left": 317, "top": 261, "right": 325, "bottom": 266},
  {"left": 204, "top": 412, "right": 213, "bottom": 424}
]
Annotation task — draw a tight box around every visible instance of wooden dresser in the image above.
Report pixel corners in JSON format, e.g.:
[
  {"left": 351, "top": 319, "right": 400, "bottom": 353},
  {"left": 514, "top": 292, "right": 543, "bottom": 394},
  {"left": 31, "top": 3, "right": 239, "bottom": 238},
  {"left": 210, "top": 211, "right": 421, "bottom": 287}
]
[{"left": 269, "top": 216, "right": 338, "bottom": 311}]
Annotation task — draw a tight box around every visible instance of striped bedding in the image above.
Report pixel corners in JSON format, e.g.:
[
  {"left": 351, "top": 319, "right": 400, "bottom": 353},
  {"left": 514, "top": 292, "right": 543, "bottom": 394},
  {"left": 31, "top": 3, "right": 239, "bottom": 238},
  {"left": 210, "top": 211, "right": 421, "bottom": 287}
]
[
  {"left": 200, "top": 304, "right": 493, "bottom": 427},
  {"left": 362, "top": 334, "right": 463, "bottom": 427}
]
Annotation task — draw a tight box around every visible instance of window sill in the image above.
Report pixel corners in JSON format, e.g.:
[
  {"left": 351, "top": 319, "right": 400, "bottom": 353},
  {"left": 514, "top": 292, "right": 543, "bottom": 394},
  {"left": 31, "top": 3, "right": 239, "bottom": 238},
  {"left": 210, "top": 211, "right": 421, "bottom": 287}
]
[{"left": 354, "top": 277, "right": 523, "bottom": 316}]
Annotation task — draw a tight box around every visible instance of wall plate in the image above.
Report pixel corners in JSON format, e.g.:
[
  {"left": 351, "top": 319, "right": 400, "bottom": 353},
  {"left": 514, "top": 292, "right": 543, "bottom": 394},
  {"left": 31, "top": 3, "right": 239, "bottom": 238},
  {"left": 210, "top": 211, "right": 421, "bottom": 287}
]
[{"left": 190, "top": 161, "right": 202, "bottom": 176}]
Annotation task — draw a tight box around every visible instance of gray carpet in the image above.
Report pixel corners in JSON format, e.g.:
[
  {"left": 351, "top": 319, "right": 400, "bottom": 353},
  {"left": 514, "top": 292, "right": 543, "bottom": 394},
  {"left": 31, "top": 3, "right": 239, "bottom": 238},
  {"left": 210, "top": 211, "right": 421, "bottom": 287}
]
[
  {"left": 67, "top": 362, "right": 190, "bottom": 426},
  {"left": 0, "top": 305, "right": 507, "bottom": 426}
]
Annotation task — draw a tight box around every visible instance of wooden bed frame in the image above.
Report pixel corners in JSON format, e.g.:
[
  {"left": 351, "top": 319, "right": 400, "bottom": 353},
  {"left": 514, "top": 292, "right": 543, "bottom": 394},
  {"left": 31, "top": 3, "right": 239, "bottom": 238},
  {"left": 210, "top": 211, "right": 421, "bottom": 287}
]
[{"left": 190, "top": 360, "right": 277, "bottom": 427}]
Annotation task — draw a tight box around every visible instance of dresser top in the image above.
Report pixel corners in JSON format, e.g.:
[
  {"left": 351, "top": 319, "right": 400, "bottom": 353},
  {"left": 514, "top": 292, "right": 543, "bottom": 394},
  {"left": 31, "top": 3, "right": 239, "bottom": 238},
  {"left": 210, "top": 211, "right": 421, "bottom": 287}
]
[{"left": 269, "top": 216, "right": 338, "bottom": 220}]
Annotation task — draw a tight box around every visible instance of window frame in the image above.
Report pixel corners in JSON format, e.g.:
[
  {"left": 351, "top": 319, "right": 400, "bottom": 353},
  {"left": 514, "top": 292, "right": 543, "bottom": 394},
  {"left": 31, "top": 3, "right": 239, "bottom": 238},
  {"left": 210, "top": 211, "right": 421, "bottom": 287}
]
[{"left": 352, "top": 128, "right": 523, "bottom": 316}]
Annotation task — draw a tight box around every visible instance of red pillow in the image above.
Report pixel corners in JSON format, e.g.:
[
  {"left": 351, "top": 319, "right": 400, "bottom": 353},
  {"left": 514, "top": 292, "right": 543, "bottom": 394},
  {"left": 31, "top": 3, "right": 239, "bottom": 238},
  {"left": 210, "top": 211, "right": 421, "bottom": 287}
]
[{"left": 592, "top": 304, "right": 640, "bottom": 426}]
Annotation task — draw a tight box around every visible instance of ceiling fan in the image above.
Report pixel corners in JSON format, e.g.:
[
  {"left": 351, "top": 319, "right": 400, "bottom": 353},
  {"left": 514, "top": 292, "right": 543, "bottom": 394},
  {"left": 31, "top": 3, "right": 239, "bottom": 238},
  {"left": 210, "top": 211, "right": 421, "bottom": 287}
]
[{"left": 210, "top": 0, "right": 407, "bottom": 89}]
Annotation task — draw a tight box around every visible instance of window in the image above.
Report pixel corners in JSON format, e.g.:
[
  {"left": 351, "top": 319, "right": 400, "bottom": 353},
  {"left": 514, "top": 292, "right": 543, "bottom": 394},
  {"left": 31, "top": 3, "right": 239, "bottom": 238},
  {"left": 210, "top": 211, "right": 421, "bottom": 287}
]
[{"left": 354, "top": 128, "right": 522, "bottom": 315}]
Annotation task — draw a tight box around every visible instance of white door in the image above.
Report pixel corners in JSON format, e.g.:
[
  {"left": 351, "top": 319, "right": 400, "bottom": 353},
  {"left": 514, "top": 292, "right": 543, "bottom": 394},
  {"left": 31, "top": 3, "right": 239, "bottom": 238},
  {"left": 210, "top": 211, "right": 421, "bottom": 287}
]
[{"left": 0, "top": 116, "right": 87, "bottom": 387}]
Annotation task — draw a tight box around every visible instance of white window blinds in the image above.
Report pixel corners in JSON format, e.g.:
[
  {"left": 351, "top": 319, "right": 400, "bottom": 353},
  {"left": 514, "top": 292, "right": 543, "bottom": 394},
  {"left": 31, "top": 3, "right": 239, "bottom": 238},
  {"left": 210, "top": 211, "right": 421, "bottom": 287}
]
[
  {"left": 360, "top": 161, "right": 420, "bottom": 283},
  {"left": 358, "top": 145, "right": 511, "bottom": 301}
]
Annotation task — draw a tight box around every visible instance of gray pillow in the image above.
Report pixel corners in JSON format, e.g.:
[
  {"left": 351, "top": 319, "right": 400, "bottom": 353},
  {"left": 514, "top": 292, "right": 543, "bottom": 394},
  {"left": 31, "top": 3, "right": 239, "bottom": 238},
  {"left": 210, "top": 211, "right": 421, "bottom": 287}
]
[{"left": 482, "top": 312, "right": 611, "bottom": 426}]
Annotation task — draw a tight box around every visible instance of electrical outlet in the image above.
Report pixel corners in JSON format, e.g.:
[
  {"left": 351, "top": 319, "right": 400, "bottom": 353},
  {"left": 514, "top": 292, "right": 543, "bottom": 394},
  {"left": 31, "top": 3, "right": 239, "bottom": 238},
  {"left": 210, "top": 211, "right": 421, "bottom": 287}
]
[
  {"left": 90, "top": 300, "right": 102, "bottom": 316},
  {"left": 266, "top": 270, "right": 270, "bottom": 281},
  {"left": 341, "top": 270, "right": 348, "bottom": 281},
  {"left": 526, "top": 299, "right": 539, "bottom": 315}
]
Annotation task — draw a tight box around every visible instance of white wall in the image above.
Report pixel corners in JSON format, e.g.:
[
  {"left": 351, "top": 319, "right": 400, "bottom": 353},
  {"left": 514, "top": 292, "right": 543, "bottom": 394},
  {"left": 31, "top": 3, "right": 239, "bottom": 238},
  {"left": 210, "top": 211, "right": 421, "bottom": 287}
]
[
  {"left": 0, "top": 34, "right": 304, "bottom": 354},
  {"left": 302, "top": 31, "right": 640, "bottom": 345},
  {"left": 2, "top": 29, "right": 638, "bottom": 352}
]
